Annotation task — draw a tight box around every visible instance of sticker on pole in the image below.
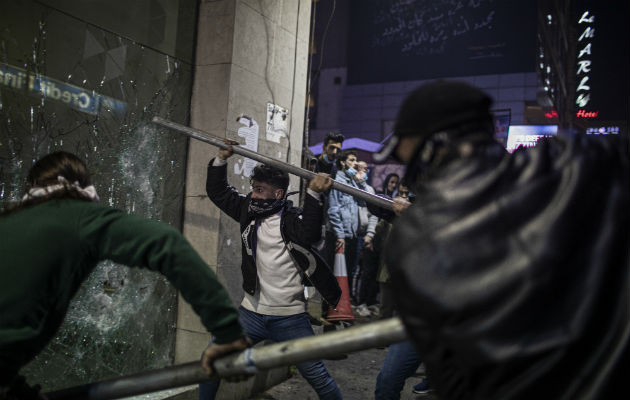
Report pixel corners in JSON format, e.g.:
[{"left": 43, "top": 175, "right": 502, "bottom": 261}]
[{"left": 266, "top": 103, "right": 288, "bottom": 143}]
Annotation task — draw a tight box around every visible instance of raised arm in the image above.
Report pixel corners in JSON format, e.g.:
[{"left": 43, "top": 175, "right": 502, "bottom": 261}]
[{"left": 206, "top": 157, "right": 248, "bottom": 222}]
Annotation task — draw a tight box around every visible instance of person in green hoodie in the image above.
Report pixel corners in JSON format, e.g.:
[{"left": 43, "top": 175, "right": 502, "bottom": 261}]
[{"left": 0, "top": 151, "right": 248, "bottom": 400}]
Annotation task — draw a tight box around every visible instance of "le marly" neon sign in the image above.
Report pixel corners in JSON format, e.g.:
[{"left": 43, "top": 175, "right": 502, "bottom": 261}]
[{"left": 575, "top": 11, "right": 594, "bottom": 109}]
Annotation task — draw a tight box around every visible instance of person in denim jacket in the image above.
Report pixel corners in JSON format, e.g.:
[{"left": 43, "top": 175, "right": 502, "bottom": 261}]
[{"left": 327, "top": 150, "right": 363, "bottom": 303}]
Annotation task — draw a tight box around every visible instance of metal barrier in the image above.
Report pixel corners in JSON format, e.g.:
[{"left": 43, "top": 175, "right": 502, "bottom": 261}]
[
  {"left": 46, "top": 317, "right": 407, "bottom": 400},
  {"left": 152, "top": 117, "right": 394, "bottom": 211}
]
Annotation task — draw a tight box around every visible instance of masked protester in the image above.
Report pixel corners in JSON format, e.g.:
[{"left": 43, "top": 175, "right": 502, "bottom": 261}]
[
  {"left": 327, "top": 150, "right": 366, "bottom": 307},
  {"left": 201, "top": 143, "right": 342, "bottom": 400},
  {"left": 374, "top": 80, "right": 629, "bottom": 400},
  {"left": 0, "top": 152, "right": 248, "bottom": 400}
]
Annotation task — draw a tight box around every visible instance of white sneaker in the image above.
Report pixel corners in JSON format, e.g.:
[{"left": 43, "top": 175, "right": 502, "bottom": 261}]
[
  {"left": 356, "top": 303, "right": 371, "bottom": 317},
  {"left": 367, "top": 304, "right": 380, "bottom": 316}
]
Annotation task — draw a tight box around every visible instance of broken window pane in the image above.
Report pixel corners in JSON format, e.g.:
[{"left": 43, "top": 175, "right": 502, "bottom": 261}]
[{"left": 1, "top": 0, "right": 197, "bottom": 390}]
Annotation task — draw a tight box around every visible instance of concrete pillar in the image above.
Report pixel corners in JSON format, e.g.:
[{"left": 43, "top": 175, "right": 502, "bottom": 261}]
[{"left": 174, "top": 0, "right": 312, "bottom": 386}]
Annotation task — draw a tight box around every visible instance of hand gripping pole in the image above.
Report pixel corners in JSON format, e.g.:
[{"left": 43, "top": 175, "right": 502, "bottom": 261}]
[{"left": 151, "top": 117, "right": 394, "bottom": 211}]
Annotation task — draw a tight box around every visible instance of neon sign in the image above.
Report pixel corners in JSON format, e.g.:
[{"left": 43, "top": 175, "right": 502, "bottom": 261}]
[
  {"left": 544, "top": 110, "right": 558, "bottom": 119},
  {"left": 575, "top": 11, "right": 594, "bottom": 109},
  {"left": 586, "top": 126, "right": 619, "bottom": 135},
  {"left": 576, "top": 110, "right": 598, "bottom": 118},
  {"left": 544, "top": 109, "right": 599, "bottom": 119},
  {"left": 506, "top": 125, "right": 558, "bottom": 153}
]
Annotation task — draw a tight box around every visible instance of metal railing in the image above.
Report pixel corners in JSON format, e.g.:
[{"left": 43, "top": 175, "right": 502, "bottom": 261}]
[
  {"left": 151, "top": 117, "right": 394, "bottom": 211},
  {"left": 46, "top": 317, "right": 407, "bottom": 400}
]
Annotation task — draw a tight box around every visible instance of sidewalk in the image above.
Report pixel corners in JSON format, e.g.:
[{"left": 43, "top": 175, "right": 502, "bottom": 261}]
[{"left": 251, "top": 308, "right": 437, "bottom": 400}]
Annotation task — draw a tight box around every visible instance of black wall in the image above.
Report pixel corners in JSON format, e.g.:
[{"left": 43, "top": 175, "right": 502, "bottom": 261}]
[{"left": 347, "top": 0, "right": 537, "bottom": 84}]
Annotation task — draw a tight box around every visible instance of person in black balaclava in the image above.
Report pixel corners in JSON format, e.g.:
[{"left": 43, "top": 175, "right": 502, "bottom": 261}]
[
  {"left": 200, "top": 142, "right": 343, "bottom": 400},
  {"left": 373, "top": 80, "right": 629, "bottom": 400}
]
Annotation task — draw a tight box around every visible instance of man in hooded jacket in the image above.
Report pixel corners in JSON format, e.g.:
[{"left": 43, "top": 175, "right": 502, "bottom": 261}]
[
  {"left": 374, "top": 80, "right": 629, "bottom": 400},
  {"left": 200, "top": 143, "right": 343, "bottom": 400}
]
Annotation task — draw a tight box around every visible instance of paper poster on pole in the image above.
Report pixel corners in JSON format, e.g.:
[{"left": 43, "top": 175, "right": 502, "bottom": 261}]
[
  {"left": 266, "top": 103, "right": 288, "bottom": 143},
  {"left": 234, "top": 115, "right": 259, "bottom": 177}
]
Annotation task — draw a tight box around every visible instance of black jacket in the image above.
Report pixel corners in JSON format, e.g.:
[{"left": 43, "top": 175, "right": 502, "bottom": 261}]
[
  {"left": 206, "top": 159, "right": 341, "bottom": 308},
  {"left": 387, "top": 135, "right": 629, "bottom": 400},
  {"left": 314, "top": 156, "right": 337, "bottom": 179}
]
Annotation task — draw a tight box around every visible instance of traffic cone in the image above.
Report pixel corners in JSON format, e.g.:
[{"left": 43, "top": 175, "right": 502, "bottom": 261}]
[{"left": 327, "top": 245, "right": 355, "bottom": 321}]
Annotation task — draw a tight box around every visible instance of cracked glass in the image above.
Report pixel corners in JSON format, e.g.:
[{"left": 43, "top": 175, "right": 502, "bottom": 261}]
[{"left": 1, "top": 0, "right": 197, "bottom": 391}]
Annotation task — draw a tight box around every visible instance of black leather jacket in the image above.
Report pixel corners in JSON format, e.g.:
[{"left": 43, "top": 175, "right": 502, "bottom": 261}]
[
  {"left": 206, "top": 159, "right": 341, "bottom": 307},
  {"left": 387, "top": 135, "right": 629, "bottom": 400}
]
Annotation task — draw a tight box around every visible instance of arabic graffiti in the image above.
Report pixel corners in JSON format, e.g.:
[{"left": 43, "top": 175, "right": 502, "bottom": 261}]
[{"left": 370, "top": 0, "right": 502, "bottom": 59}]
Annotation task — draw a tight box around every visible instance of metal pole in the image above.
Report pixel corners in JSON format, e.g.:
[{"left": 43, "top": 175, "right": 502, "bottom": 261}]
[
  {"left": 46, "top": 317, "right": 407, "bottom": 400},
  {"left": 152, "top": 117, "right": 394, "bottom": 211}
]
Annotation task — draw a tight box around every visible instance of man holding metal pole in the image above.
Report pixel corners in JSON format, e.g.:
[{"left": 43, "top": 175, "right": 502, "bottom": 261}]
[
  {"left": 199, "top": 142, "right": 343, "bottom": 400},
  {"left": 374, "top": 80, "right": 629, "bottom": 399}
]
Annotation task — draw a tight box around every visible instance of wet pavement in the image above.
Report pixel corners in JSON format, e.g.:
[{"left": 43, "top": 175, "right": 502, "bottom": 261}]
[{"left": 251, "top": 310, "right": 439, "bottom": 400}]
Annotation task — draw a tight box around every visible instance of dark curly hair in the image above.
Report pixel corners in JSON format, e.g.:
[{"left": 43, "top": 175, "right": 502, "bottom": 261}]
[
  {"left": 250, "top": 163, "right": 289, "bottom": 191},
  {"left": 337, "top": 149, "right": 357, "bottom": 169},
  {"left": 323, "top": 131, "right": 345, "bottom": 146}
]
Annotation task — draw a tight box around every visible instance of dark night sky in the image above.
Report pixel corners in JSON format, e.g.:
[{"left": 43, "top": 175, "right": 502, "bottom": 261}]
[{"left": 341, "top": 0, "right": 627, "bottom": 122}]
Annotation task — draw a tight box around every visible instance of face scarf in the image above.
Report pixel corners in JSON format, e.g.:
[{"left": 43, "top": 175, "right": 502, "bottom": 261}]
[
  {"left": 248, "top": 197, "right": 285, "bottom": 218},
  {"left": 21, "top": 175, "right": 100, "bottom": 202}
]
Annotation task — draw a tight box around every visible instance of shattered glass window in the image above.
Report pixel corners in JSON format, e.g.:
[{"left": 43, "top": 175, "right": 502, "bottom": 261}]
[{"left": 0, "top": 0, "right": 198, "bottom": 390}]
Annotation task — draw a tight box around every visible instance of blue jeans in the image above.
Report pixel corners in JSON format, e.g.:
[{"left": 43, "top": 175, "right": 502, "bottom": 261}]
[
  {"left": 374, "top": 341, "right": 421, "bottom": 400},
  {"left": 199, "top": 306, "right": 342, "bottom": 400}
]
